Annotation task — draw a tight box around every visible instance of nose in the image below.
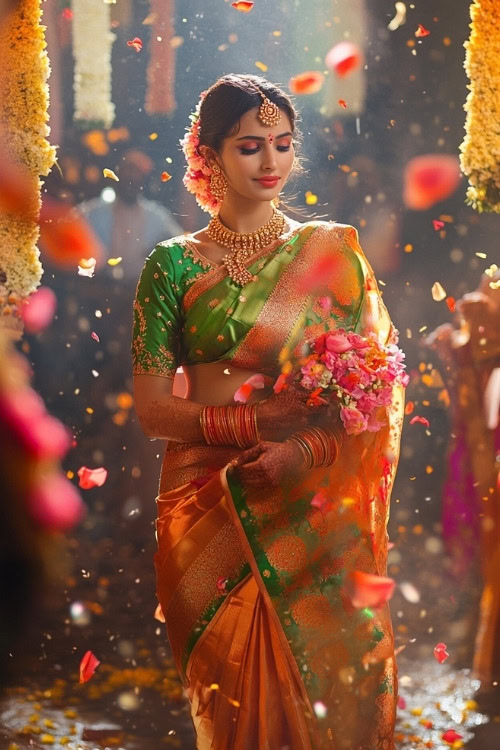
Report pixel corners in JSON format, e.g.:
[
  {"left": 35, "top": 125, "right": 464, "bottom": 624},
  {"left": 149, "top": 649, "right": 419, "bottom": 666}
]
[{"left": 261, "top": 142, "right": 278, "bottom": 172}]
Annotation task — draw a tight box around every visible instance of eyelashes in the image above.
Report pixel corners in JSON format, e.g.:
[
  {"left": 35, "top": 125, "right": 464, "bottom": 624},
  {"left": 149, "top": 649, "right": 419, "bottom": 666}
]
[{"left": 239, "top": 145, "right": 292, "bottom": 155}]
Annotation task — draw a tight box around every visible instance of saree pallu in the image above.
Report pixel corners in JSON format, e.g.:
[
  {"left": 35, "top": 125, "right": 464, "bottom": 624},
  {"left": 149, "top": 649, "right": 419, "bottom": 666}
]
[{"left": 154, "top": 222, "right": 405, "bottom": 749}]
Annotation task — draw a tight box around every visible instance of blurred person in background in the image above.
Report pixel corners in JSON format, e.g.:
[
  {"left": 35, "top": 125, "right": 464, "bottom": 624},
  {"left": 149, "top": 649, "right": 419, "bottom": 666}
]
[
  {"left": 75, "top": 148, "right": 184, "bottom": 286},
  {"left": 424, "top": 269, "right": 500, "bottom": 700}
]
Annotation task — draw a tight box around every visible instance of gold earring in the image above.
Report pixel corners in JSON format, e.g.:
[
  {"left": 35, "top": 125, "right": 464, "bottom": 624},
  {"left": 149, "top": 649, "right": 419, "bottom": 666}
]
[{"left": 209, "top": 164, "right": 228, "bottom": 201}]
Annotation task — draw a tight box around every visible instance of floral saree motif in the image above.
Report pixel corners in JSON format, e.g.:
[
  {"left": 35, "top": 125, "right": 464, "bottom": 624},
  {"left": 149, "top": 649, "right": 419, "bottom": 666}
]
[{"left": 151, "top": 222, "right": 404, "bottom": 749}]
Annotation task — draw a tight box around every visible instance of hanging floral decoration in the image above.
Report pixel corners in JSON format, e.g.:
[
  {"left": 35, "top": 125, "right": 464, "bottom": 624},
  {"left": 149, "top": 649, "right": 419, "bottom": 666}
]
[
  {"left": 0, "top": 0, "right": 57, "bottom": 331},
  {"left": 145, "top": 0, "right": 177, "bottom": 116},
  {"left": 459, "top": 0, "right": 500, "bottom": 213},
  {"left": 72, "top": 0, "right": 116, "bottom": 129}
]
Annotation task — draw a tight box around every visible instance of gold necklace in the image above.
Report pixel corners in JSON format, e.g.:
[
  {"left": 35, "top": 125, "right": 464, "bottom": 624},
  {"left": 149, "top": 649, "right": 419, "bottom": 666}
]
[{"left": 207, "top": 208, "right": 287, "bottom": 286}]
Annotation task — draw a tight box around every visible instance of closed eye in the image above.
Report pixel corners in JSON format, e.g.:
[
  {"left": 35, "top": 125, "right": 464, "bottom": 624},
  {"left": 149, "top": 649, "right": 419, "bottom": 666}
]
[{"left": 240, "top": 145, "right": 292, "bottom": 155}]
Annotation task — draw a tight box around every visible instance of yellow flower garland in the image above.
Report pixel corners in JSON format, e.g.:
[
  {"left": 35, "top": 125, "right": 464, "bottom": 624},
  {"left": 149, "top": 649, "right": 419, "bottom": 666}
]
[
  {"left": 0, "top": 0, "right": 57, "bottom": 327},
  {"left": 459, "top": 0, "right": 500, "bottom": 213}
]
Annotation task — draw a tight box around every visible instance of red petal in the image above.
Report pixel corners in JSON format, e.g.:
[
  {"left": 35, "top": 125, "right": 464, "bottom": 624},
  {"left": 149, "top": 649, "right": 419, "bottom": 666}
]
[
  {"left": 446, "top": 296, "right": 456, "bottom": 312},
  {"left": 415, "top": 24, "right": 430, "bottom": 37},
  {"left": 403, "top": 155, "right": 461, "bottom": 210},
  {"left": 289, "top": 71, "right": 325, "bottom": 95},
  {"left": 325, "top": 41, "right": 363, "bottom": 78},
  {"left": 345, "top": 570, "right": 395, "bottom": 609},
  {"left": 79, "top": 650, "right": 100, "bottom": 683},
  {"left": 404, "top": 401, "right": 415, "bottom": 415},
  {"left": 127, "top": 37, "right": 143, "bottom": 52},
  {"left": 433, "top": 642, "right": 450, "bottom": 663},
  {"left": 231, "top": 1, "right": 254, "bottom": 11},
  {"left": 77, "top": 466, "right": 108, "bottom": 489},
  {"left": 433, "top": 219, "right": 445, "bottom": 231},
  {"left": 409, "top": 415, "right": 430, "bottom": 427},
  {"left": 338, "top": 99, "right": 347, "bottom": 109},
  {"left": 39, "top": 196, "right": 104, "bottom": 268}
]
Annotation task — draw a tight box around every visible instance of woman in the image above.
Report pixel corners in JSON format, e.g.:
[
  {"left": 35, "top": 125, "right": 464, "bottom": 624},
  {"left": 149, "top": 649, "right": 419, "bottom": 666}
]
[
  {"left": 132, "top": 74, "right": 404, "bottom": 750},
  {"left": 424, "top": 270, "right": 500, "bottom": 691}
]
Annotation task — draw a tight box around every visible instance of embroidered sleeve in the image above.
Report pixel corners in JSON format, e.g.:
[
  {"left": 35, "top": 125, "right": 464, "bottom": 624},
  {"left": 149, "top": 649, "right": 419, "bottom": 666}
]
[{"left": 132, "top": 245, "right": 183, "bottom": 379}]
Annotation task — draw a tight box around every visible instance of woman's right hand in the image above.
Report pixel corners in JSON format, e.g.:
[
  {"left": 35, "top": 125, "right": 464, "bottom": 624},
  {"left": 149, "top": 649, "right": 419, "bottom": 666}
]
[{"left": 256, "top": 384, "right": 326, "bottom": 442}]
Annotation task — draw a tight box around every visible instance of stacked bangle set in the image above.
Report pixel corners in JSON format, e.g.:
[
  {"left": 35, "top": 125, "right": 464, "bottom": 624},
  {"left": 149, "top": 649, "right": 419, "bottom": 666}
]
[
  {"left": 288, "top": 426, "right": 342, "bottom": 470},
  {"left": 200, "top": 404, "right": 260, "bottom": 449}
]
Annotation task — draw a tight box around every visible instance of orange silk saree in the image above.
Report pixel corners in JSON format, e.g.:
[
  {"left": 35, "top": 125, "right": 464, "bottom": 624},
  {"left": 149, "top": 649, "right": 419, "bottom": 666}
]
[{"left": 153, "top": 222, "right": 405, "bottom": 749}]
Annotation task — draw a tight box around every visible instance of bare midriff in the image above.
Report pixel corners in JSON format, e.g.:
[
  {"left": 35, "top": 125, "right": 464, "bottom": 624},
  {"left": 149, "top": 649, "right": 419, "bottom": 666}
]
[{"left": 182, "top": 361, "right": 274, "bottom": 407}]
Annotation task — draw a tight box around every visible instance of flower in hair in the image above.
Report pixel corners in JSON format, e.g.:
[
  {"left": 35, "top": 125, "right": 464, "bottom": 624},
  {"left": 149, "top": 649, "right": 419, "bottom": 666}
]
[{"left": 179, "top": 90, "right": 222, "bottom": 215}]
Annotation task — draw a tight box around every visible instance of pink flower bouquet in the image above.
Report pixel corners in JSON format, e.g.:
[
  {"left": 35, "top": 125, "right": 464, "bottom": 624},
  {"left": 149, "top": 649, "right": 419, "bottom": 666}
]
[{"left": 277, "top": 329, "right": 409, "bottom": 436}]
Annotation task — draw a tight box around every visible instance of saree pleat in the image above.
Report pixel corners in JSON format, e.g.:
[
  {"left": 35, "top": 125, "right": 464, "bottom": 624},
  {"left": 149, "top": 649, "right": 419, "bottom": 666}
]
[{"left": 151, "top": 222, "right": 404, "bottom": 749}]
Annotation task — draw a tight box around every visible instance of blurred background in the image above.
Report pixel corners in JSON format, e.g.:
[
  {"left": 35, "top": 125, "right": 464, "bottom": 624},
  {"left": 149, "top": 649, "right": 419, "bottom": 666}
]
[{"left": 0, "top": 0, "right": 499, "bottom": 747}]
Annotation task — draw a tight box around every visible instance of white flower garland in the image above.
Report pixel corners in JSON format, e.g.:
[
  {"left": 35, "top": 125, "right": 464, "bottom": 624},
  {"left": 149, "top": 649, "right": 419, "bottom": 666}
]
[{"left": 72, "top": 0, "right": 116, "bottom": 128}]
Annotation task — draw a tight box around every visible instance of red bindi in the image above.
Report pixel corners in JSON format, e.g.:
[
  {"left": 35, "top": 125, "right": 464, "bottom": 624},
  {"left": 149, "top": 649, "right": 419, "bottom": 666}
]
[{"left": 268, "top": 133, "right": 274, "bottom": 143}]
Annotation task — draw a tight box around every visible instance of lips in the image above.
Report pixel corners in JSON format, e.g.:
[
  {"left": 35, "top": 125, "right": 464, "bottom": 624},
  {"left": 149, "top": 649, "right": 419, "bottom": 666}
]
[{"left": 255, "top": 177, "right": 280, "bottom": 187}]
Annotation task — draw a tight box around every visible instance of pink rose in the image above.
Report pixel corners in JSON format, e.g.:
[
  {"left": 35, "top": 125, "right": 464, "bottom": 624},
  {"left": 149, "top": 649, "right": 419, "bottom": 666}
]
[
  {"left": 340, "top": 406, "right": 368, "bottom": 435},
  {"left": 326, "top": 332, "right": 352, "bottom": 353},
  {"left": 346, "top": 332, "right": 371, "bottom": 350}
]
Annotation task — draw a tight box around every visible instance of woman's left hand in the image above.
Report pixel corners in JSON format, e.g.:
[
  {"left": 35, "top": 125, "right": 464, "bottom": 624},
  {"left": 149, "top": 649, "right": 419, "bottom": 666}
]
[{"left": 228, "top": 440, "right": 303, "bottom": 488}]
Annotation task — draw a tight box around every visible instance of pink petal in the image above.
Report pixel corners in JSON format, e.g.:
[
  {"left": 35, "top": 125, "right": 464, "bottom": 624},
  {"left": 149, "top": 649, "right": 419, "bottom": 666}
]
[
  {"left": 27, "top": 473, "right": 85, "bottom": 531},
  {"left": 310, "top": 492, "right": 332, "bottom": 513},
  {"left": 21, "top": 287, "right": 57, "bottom": 334},
  {"left": 77, "top": 466, "right": 108, "bottom": 489},
  {"left": 403, "top": 154, "right": 461, "bottom": 210},
  {"left": 409, "top": 415, "right": 430, "bottom": 427}
]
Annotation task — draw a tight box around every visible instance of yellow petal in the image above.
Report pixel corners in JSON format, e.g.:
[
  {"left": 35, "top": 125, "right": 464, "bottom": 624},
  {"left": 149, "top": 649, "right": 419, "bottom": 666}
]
[{"left": 103, "top": 168, "right": 119, "bottom": 182}]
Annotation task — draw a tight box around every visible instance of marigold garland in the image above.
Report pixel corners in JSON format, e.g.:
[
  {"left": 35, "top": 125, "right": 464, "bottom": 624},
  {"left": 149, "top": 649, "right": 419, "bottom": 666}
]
[
  {"left": 0, "top": 0, "right": 57, "bottom": 328},
  {"left": 459, "top": 0, "right": 500, "bottom": 213}
]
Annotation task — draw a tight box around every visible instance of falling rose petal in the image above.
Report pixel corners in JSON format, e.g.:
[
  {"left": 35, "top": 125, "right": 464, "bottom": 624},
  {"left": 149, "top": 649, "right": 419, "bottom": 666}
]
[
  {"left": 231, "top": 1, "right": 254, "bottom": 11},
  {"left": 433, "top": 219, "right": 445, "bottom": 231},
  {"left": 77, "top": 258, "right": 97, "bottom": 277},
  {"left": 400, "top": 581, "right": 421, "bottom": 603},
  {"left": 273, "top": 372, "right": 292, "bottom": 394},
  {"left": 244, "top": 374, "right": 265, "bottom": 389},
  {"left": 338, "top": 99, "right": 348, "bottom": 109},
  {"left": 311, "top": 492, "right": 332, "bottom": 513},
  {"left": 62, "top": 7, "right": 72, "bottom": 20},
  {"left": 404, "top": 401, "right": 415, "bottom": 415},
  {"left": 103, "top": 168, "right": 119, "bottom": 181},
  {"left": 397, "top": 695, "right": 406, "bottom": 709},
  {"left": 345, "top": 570, "right": 396, "bottom": 609},
  {"left": 217, "top": 576, "right": 229, "bottom": 594},
  {"left": 21, "top": 287, "right": 57, "bottom": 334},
  {"left": 0, "top": 388, "right": 72, "bottom": 459},
  {"left": 161, "top": 171, "right": 172, "bottom": 182},
  {"left": 91, "top": 332, "right": 100, "bottom": 343},
  {"left": 27, "top": 473, "right": 86, "bottom": 531},
  {"left": 442, "top": 730, "right": 462, "bottom": 743},
  {"left": 403, "top": 155, "right": 461, "bottom": 210},
  {"left": 433, "top": 642, "right": 450, "bottom": 663},
  {"left": 234, "top": 383, "right": 254, "bottom": 403},
  {"left": 446, "top": 296, "right": 456, "bottom": 312},
  {"left": 325, "top": 41, "right": 363, "bottom": 78},
  {"left": 410, "top": 415, "right": 430, "bottom": 427},
  {"left": 79, "top": 650, "right": 100, "bottom": 684},
  {"left": 415, "top": 24, "right": 430, "bottom": 37},
  {"left": 289, "top": 71, "right": 325, "bottom": 95},
  {"left": 77, "top": 466, "right": 108, "bottom": 489},
  {"left": 127, "top": 37, "right": 143, "bottom": 52},
  {"left": 39, "top": 196, "right": 104, "bottom": 268},
  {"left": 154, "top": 603, "right": 166, "bottom": 623},
  {"left": 432, "top": 281, "right": 447, "bottom": 301}
]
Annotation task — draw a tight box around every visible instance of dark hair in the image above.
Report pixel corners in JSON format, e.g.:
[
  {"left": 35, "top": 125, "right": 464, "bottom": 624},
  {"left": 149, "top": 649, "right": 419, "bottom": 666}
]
[{"left": 197, "top": 74, "right": 312, "bottom": 218}]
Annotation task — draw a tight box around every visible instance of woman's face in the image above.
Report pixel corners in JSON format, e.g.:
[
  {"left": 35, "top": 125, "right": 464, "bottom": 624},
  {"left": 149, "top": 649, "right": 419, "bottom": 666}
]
[{"left": 208, "top": 106, "right": 296, "bottom": 203}]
